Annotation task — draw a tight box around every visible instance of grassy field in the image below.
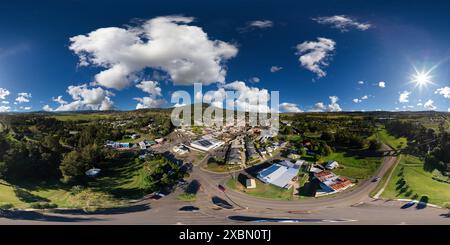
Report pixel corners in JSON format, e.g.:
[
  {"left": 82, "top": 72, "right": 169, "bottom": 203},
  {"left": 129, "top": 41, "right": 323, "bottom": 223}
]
[
  {"left": 369, "top": 127, "right": 407, "bottom": 150},
  {"left": 382, "top": 155, "right": 450, "bottom": 206},
  {"left": 205, "top": 162, "right": 241, "bottom": 173},
  {"left": 226, "top": 178, "right": 294, "bottom": 200},
  {"left": 321, "top": 152, "right": 381, "bottom": 181},
  {"left": 49, "top": 113, "right": 111, "bottom": 122},
  {"left": 0, "top": 157, "right": 149, "bottom": 209}
]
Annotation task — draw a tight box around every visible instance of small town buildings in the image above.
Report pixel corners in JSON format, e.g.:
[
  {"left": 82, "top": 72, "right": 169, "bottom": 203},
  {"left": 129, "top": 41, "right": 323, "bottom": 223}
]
[
  {"left": 105, "top": 141, "right": 132, "bottom": 150},
  {"left": 245, "top": 139, "right": 260, "bottom": 161},
  {"left": 138, "top": 140, "right": 156, "bottom": 150},
  {"left": 155, "top": 138, "right": 165, "bottom": 144},
  {"left": 325, "top": 160, "right": 339, "bottom": 170},
  {"left": 226, "top": 138, "right": 244, "bottom": 165},
  {"left": 246, "top": 178, "right": 256, "bottom": 189}
]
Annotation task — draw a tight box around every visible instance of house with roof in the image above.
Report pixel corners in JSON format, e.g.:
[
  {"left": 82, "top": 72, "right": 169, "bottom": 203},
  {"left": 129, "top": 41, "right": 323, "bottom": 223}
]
[
  {"left": 325, "top": 160, "right": 339, "bottom": 170},
  {"left": 313, "top": 170, "right": 354, "bottom": 196}
]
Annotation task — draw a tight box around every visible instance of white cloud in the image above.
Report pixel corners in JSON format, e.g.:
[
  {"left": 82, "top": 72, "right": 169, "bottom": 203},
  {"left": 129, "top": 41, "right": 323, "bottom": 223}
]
[
  {"left": 448, "top": 108, "right": 450, "bottom": 112},
  {"left": 358, "top": 81, "right": 364, "bottom": 85},
  {"left": 15, "top": 92, "right": 31, "bottom": 103},
  {"left": 1, "top": 101, "right": 9, "bottom": 104},
  {"left": 361, "top": 95, "right": 368, "bottom": 100},
  {"left": 20, "top": 106, "right": 31, "bottom": 110},
  {"left": 424, "top": 99, "right": 436, "bottom": 110},
  {"left": 309, "top": 96, "right": 342, "bottom": 112},
  {"left": 270, "top": 66, "right": 283, "bottom": 73},
  {"left": 328, "top": 96, "right": 342, "bottom": 112},
  {"left": 435, "top": 86, "right": 450, "bottom": 98},
  {"left": 0, "top": 105, "right": 10, "bottom": 112},
  {"left": 247, "top": 20, "right": 273, "bottom": 29},
  {"left": 136, "top": 80, "right": 162, "bottom": 96},
  {"left": 296, "top": 37, "right": 335, "bottom": 78},
  {"left": 399, "top": 91, "right": 411, "bottom": 103},
  {"left": 47, "top": 84, "right": 115, "bottom": 111},
  {"left": 134, "top": 97, "right": 165, "bottom": 109},
  {"left": 42, "top": 105, "right": 53, "bottom": 112},
  {"left": 353, "top": 98, "right": 362, "bottom": 103},
  {"left": 310, "top": 102, "right": 326, "bottom": 112},
  {"left": 378, "top": 81, "right": 386, "bottom": 88},
  {"left": 313, "top": 15, "right": 371, "bottom": 32},
  {"left": 0, "top": 88, "right": 10, "bottom": 99},
  {"left": 134, "top": 80, "right": 166, "bottom": 109},
  {"left": 280, "top": 102, "right": 302, "bottom": 113},
  {"left": 222, "top": 81, "right": 271, "bottom": 113},
  {"left": 417, "top": 103, "right": 423, "bottom": 106},
  {"left": 250, "top": 77, "right": 260, "bottom": 83},
  {"left": 69, "top": 16, "right": 238, "bottom": 90},
  {"left": 52, "top": 95, "right": 67, "bottom": 105}
]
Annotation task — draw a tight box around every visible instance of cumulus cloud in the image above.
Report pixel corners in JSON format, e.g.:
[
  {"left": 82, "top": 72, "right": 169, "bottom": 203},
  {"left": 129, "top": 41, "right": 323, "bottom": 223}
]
[
  {"left": 296, "top": 37, "right": 335, "bottom": 78},
  {"left": 309, "top": 96, "right": 342, "bottom": 112},
  {"left": 313, "top": 15, "right": 371, "bottom": 32},
  {"left": 280, "top": 102, "right": 302, "bottom": 113},
  {"left": 15, "top": 92, "right": 31, "bottom": 103},
  {"left": 222, "top": 81, "right": 271, "bottom": 113},
  {"left": 0, "top": 88, "right": 10, "bottom": 99},
  {"left": 136, "top": 80, "right": 162, "bottom": 96},
  {"left": 1, "top": 101, "right": 9, "bottom": 104},
  {"left": 0, "top": 105, "right": 10, "bottom": 112},
  {"left": 247, "top": 20, "right": 273, "bottom": 29},
  {"left": 378, "top": 81, "right": 386, "bottom": 88},
  {"left": 358, "top": 81, "right": 364, "bottom": 85},
  {"left": 270, "top": 66, "right": 283, "bottom": 73},
  {"left": 399, "top": 91, "right": 411, "bottom": 103},
  {"left": 310, "top": 102, "right": 326, "bottom": 112},
  {"left": 424, "top": 99, "right": 436, "bottom": 110},
  {"left": 328, "top": 96, "right": 342, "bottom": 112},
  {"left": 46, "top": 84, "right": 115, "bottom": 111},
  {"left": 69, "top": 16, "right": 238, "bottom": 90},
  {"left": 353, "top": 98, "right": 362, "bottom": 103},
  {"left": 353, "top": 95, "right": 369, "bottom": 103},
  {"left": 134, "top": 80, "right": 166, "bottom": 109},
  {"left": 435, "top": 86, "right": 450, "bottom": 98}
]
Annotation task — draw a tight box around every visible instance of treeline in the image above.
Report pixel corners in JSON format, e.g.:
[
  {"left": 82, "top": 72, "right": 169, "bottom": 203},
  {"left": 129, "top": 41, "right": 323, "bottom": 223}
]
[{"left": 385, "top": 120, "right": 450, "bottom": 176}]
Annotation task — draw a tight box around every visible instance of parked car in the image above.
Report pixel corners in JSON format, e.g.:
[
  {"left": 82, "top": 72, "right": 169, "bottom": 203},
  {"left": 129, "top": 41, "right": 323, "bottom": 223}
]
[{"left": 372, "top": 177, "right": 381, "bottom": 182}]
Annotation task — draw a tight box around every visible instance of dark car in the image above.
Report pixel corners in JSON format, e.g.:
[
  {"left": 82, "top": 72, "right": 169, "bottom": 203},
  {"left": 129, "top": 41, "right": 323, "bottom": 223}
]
[
  {"left": 372, "top": 177, "right": 381, "bottom": 182},
  {"left": 178, "top": 206, "right": 200, "bottom": 212}
]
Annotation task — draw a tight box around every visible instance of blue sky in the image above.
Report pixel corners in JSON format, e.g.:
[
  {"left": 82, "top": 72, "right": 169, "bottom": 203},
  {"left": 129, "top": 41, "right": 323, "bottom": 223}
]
[{"left": 0, "top": 0, "right": 449, "bottom": 112}]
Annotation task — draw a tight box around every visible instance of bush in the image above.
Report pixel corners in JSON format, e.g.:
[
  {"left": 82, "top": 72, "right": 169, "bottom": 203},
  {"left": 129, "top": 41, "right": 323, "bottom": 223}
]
[
  {"left": 29, "top": 202, "right": 57, "bottom": 209},
  {"left": 0, "top": 202, "right": 13, "bottom": 210}
]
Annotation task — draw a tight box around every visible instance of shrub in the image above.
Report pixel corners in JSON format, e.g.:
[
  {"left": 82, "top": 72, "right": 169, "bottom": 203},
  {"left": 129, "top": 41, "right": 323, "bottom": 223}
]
[
  {"left": 29, "top": 202, "right": 57, "bottom": 209},
  {"left": 0, "top": 202, "right": 13, "bottom": 210}
]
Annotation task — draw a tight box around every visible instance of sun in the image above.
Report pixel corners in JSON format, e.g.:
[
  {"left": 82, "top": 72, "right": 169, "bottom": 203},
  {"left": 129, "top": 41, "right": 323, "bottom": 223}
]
[{"left": 411, "top": 69, "right": 433, "bottom": 88}]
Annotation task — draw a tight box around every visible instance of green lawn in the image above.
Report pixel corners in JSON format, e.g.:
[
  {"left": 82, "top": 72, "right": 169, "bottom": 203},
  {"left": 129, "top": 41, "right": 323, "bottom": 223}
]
[
  {"left": 382, "top": 155, "right": 450, "bottom": 206},
  {"left": 370, "top": 127, "right": 407, "bottom": 150},
  {"left": 205, "top": 162, "right": 241, "bottom": 173},
  {"left": 321, "top": 152, "right": 381, "bottom": 181},
  {"left": 0, "top": 157, "right": 149, "bottom": 209},
  {"left": 50, "top": 114, "right": 111, "bottom": 122},
  {"left": 226, "top": 178, "right": 294, "bottom": 200}
]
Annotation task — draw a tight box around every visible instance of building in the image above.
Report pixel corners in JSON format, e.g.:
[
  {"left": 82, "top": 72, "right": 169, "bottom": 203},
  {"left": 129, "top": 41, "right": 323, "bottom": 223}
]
[
  {"left": 325, "top": 160, "right": 339, "bottom": 170},
  {"left": 246, "top": 178, "right": 256, "bottom": 189},
  {"left": 191, "top": 137, "right": 225, "bottom": 152},
  {"left": 314, "top": 170, "right": 353, "bottom": 196},
  {"left": 105, "top": 141, "right": 132, "bottom": 150},
  {"left": 227, "top": 139, "right": 244, "bottom": 165},
  {"left": 173, "top": 144, "right": 189, "bottom": 155},
  {"left": 245, "top": 139, "right": 260, "bottom": 161},
  {"left": 257, "top": 161, "right": 300, "bottom": 189}
]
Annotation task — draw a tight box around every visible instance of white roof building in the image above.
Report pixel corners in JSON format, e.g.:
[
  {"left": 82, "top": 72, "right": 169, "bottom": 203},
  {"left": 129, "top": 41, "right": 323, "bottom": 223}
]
[{"left": 191, "top": 137, "right": 224, "bottom": 152}]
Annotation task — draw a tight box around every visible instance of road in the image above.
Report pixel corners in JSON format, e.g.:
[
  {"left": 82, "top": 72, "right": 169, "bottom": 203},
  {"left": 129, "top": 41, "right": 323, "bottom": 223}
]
[{"left": 0, "top": 145, "right": 449, "bottom": 225}]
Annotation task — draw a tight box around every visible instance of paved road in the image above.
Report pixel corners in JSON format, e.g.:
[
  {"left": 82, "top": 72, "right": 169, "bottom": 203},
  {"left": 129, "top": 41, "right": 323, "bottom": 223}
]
[{"left": 1, "top": 145, "right": 449, "bottom": 225}]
